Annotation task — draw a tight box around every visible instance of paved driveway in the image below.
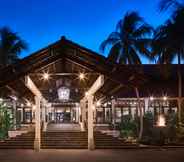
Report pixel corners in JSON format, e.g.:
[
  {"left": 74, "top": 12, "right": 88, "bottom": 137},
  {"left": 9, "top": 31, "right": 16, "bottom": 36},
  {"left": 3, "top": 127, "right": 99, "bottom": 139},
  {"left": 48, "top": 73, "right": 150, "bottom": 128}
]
[{"left": 0, "top": 149, "right": 184, "bottom": 162}]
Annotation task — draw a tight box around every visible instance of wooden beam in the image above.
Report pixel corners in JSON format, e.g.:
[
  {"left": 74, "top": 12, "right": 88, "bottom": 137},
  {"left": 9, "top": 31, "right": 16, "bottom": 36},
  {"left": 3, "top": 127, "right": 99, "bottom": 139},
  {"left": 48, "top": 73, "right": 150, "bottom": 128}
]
[{"left": 87, "top": 75, "right": 104, "bottom": 96}]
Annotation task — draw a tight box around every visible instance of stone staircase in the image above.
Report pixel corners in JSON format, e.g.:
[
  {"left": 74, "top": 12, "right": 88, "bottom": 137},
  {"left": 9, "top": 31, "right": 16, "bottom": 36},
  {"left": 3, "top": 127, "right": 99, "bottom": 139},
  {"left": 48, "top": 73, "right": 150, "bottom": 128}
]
[
  {"left": 0, "top": 132, "right": 34, "bottom": 149},
  {"left": 0, "top": 131, "right": 137, "bottom": 149},
  {"left": 41, "top": 131, "right": 88, "bottom": 149},
  {"left": 95, "top": 132, "right": 137, "bottom": 149}
]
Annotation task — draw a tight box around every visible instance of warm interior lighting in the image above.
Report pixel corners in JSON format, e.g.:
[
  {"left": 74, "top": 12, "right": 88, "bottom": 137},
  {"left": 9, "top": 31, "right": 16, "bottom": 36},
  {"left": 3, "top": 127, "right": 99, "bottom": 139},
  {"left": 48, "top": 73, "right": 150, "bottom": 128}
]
[
  {"left": 150, "top": 96, "right": 154, "bottom": 101},
  {"left": 157, "top": 115, "right": 166, "bottom": 127},
  {"left": 42, "top": 72, "right": 50, "bottom": 80},
  {"left": 163, "top": 96, "right": 167, "bottom": 101},
  {"left": 79, "top": 73, "right": 85, "bottom": 80}
]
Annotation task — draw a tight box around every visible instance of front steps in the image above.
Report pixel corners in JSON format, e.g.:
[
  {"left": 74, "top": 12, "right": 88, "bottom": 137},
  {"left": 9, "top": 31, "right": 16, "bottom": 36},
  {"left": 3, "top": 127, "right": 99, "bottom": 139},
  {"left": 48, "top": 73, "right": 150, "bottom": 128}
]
[
  {"left": 41, "top": 131, "right": 88, "bottom": 149},
  {"left": 0, "top": 131, "right": 136, "bottom": 149},
  {"left": 95, "top": 132, "right": 137, "bottom": 149},
  {"left": 0, "top": 132, "right": 34, "bottom": 149}
]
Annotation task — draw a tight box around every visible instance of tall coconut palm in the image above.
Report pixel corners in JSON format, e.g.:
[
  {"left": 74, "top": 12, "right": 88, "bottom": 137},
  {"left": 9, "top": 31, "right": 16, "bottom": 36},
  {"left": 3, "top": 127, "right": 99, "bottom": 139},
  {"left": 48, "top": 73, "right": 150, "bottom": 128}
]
[
  {"left": 0, "top": 27, "right": 27, "bottom": 67},
  {"left": 100, "top": 11, "right": 154, "bottom": 140},
  {"left": 159, "top": 0, "right": 182, "bottom": 12},
  {"left": 154, "top": 3, "right": 184, "bottom": 124},
  {"left": 100, "top": 11, "right": 154, "bottom": 64}
]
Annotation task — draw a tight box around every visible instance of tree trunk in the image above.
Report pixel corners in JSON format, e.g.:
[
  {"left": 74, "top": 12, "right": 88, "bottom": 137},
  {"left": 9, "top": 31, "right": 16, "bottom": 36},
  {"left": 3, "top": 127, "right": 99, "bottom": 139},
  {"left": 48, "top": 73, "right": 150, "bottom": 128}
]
[
  {"left": 177, "top": 53, "right": 182, "bottom": 125},
  {"left": 135, "top": 87, "right": 143, "bottom": 140}
]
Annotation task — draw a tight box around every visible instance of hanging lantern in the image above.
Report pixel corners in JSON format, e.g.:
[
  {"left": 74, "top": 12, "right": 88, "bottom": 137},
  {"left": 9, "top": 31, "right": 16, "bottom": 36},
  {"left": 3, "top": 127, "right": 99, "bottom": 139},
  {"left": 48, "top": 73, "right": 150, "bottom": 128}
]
[{"left": 57, "top": 86, "right": 70, "bottom": 101}]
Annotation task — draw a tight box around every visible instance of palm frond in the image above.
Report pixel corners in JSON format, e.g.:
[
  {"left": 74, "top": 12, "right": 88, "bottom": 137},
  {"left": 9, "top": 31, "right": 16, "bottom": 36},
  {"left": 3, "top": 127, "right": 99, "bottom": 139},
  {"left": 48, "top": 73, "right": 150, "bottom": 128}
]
[{"left": 107, "top": 43, "right": 121, "bottom": 63}]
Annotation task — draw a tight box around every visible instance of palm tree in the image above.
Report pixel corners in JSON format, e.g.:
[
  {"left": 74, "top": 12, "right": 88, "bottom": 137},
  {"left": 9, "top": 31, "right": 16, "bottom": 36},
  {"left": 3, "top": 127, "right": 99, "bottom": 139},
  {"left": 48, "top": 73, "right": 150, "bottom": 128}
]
[
  {"left": 0, "top": 27, "right": 27, "bottom": 67},
  {"left": 100, "top": 11, "right": 153, "bottom": 140},
  {"left": 154, "top": 3, "right": 184, "bottom": 124},
  {"left": 159, "top": 0, "right": 182, "bottom": 12}
]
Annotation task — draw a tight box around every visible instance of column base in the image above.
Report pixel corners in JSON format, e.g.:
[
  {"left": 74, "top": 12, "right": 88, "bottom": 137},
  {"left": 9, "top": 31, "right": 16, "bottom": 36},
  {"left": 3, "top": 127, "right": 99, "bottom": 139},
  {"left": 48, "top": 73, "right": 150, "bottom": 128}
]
[
  {"left": 43, "top": 122, "right": 47, "bottom": 132},
  {"left": 88, "top": 138, "right": 95, "bottom": 150},
  {"left": 80, "top": 122, "right": 85, "bottom": 131},
  {"left": 34, "top": 138, "right": 40, "bottom": 151}
]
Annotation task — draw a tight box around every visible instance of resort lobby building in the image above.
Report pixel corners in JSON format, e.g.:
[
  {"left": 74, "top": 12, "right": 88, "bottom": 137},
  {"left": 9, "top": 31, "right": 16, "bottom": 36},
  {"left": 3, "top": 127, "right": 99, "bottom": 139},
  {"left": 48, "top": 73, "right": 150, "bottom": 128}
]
[{"left": 0, "top": 37, "right": 183, "bottom": 150}]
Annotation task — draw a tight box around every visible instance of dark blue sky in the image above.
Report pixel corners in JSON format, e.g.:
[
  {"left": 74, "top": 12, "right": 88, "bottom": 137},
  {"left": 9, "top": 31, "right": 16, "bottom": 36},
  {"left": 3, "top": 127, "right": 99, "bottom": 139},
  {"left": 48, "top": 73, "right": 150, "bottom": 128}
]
[{"left": 0, "top": 0, "right": 171, "bottom": 63}]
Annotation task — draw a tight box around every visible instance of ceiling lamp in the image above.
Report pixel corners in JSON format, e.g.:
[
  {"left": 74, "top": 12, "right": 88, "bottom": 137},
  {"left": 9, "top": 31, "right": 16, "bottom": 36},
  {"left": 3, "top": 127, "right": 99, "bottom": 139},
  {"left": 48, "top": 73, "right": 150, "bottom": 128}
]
[
  {"left": 42, "top": 72, "right": 50, "bottom": 80},
  {"left": 79, "top": 73, "right": 85, "bottom": 80}
]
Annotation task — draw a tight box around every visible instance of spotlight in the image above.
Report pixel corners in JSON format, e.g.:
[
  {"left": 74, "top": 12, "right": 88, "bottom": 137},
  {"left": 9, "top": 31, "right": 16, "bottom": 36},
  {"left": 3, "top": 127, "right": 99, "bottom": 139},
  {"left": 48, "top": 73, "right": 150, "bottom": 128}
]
[
  {"left": 85, "top": 92, "right": 89, "bottom": 96},
  {"left": 42, "top": 72, "right": 50, "bottom": 80},
  {"left": 79, "top": 73, "right": 85, "bottom": 80}
]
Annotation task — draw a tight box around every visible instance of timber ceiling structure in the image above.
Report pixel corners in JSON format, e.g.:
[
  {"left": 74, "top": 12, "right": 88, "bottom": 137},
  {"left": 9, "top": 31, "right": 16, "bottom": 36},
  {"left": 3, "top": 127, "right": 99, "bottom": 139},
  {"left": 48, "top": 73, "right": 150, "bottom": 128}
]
[{"left": 0, "top": 36, "right": 183, "bottom": 103}]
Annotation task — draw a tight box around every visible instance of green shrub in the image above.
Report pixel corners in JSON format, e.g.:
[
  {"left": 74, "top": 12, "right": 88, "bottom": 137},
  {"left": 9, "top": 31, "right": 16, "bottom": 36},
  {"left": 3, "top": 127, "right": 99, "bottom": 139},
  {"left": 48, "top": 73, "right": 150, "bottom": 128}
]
[
  {"left": 119, "top": 115, "right": 138, "bottom": 139},
  {"left": 0, "top": 102, "right": 12, "bottom": 140}
]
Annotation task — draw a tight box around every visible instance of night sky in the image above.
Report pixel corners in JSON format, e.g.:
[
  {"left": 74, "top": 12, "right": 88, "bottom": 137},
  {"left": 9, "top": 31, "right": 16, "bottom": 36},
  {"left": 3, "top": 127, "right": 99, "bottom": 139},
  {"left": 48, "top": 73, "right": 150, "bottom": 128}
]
[{"left": 0, "top": 0, "right": 171, "bottom": 63}]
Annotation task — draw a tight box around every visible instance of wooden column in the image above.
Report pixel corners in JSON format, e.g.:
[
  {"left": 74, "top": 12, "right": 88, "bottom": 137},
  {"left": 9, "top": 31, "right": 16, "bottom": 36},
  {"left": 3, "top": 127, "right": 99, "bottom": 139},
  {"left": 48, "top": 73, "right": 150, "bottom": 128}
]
[
  {"left": 111, "top": 99, "right": 116, "bottom": 126},
  {"left": 12, "top": 100, "right": 17, "bottom": 130},
  {"left": 34, "top": 96, "right": 41, "bottom": 151},
  {"left": 87, "top": 95, "right": 94, "bottom": 150},
  {"left": 42, "top": 102, "right": 47, "bottom": 131},
  {"left": 80, "top": 100, "right": 86, "bottom": 131},
  {"left": 145, "top": 98, "right": 149, "bottom": 112}
]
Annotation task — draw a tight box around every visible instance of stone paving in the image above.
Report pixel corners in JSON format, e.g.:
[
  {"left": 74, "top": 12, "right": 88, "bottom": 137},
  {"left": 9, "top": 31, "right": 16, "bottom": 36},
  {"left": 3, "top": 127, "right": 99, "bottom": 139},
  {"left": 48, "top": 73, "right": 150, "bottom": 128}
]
[{"left": 0, "top": 149, "right": 184, "bottom": 162}]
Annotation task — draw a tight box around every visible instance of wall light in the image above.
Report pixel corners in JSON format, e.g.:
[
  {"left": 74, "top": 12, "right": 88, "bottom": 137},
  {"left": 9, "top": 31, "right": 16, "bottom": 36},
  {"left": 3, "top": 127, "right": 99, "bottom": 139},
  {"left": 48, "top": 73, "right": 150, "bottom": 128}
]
[
  {"left": 150, "top": 96, "right": 154, "bottom": 101},
  {"left": 26, "top": 101, "right": 31, "bottom": 107},
  {"left": 163, "top": 96, "right": 167, "bottom": 101},
  {"left": 32, "top": 105, "right": 36, "bottom": 110},
  {"left": 96, "top": 101, "right": 101, "bottom": 106}
]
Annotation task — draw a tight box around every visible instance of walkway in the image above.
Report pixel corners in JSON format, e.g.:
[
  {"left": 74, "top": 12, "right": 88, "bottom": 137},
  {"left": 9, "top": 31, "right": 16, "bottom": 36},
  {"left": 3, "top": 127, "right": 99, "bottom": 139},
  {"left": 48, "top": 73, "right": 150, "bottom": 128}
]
[
  {"left": 46, "top": 123, "right": 81, "bottom": 131},
  {"left": 0, "top": 149, "right": 184, "bottom": 162}
]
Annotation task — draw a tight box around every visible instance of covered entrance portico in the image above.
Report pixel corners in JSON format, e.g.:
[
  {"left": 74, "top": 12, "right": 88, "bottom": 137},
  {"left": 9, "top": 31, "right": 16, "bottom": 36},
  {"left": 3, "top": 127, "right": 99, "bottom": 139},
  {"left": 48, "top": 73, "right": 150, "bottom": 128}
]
[
  {"left": 1, "top": 37, "right": 182, "bottom": 151},
  {"left": 0, "top": 37, "right": 143, "bottom": 151}
]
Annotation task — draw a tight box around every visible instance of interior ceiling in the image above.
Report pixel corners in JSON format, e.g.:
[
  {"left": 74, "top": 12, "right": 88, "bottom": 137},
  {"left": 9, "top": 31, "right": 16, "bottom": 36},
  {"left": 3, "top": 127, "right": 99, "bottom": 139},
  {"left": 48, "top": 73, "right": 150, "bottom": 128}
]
[{"left": 30, "top": 58, "right": 99, "bottom": 102}]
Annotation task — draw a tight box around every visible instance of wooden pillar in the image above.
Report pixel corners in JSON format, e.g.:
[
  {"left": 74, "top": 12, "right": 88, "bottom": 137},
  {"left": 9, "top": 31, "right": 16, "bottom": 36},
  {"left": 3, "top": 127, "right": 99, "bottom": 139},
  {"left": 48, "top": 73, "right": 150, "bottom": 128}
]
[
  {"left": 13, "top": 100, "right": 17, "bottom": 130},
  {"left": 111, "top": 99, "right": 116, "bottom": 126},
  {"left": 145, "top": 98, "right": 149, "bottom": 112},
  {"left": 87, "top": 95, "right": 94, "bottom": 150},
  {"left": 80, "top": 100, "right": 86, "bottom": 131},
  {"left": 178, "top": 98, "right": 182, "bottom": 125},
  {"left": 34, "top": 96, "right": 41, "bottom": 151},
  {"left": 42, "top": 102, "right": 47, "bottom": 132}
]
